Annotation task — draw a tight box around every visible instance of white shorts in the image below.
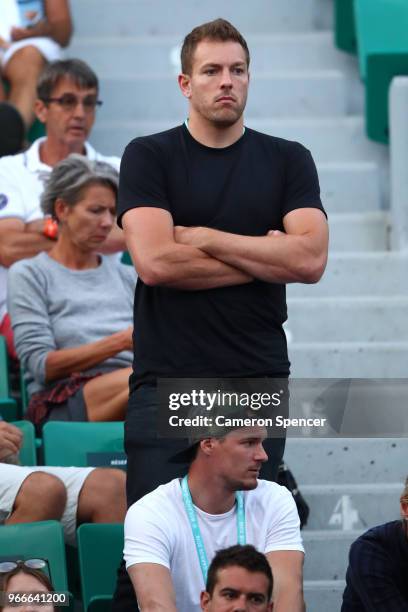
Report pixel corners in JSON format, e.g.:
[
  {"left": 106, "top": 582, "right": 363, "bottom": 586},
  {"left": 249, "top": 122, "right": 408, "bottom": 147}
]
[
  {"left": 0, "top": 464, "right": 95, "bottom": 546},
  {"left": 1, "top": 37, "right": 62, "bottom": 69}
]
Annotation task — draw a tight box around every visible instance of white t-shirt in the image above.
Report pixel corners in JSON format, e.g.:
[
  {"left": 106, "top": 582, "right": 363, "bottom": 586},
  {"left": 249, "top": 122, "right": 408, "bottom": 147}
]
[
  {"left": 0, "top": 138, "right": 120, "bottom": 320},
  {"left": 124, "top": 478, "right": 304, "bottom": 612}
]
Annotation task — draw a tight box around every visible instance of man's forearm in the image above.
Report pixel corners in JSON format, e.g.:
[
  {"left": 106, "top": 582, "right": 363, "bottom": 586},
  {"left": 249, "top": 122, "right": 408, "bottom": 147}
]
[
  {"left": 274, "top": 590, "right": 305, "bottom": 612},
  {"left": 182, "top": 227, "right": 325, "bottom": 284},
  {"left": 0, "top": 231, "right": 53, "bottom": 267},
  {"left": 127, "top": 235, "right": 252, "bottom": 290}
]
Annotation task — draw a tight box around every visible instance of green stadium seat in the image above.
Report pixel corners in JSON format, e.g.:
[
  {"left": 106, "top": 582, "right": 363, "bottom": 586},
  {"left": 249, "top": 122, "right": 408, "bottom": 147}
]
[
  {"left": 77, "top": 523, "right": 124, "bottom": 612},
  {"left": 334, "top": 0, "right": 357, "bottom": 54},
  {"left": 120, "top": 251, "right": 132, "bottom": 266},
  {"left": 43, "top": 422, "right": 125, "bottom": 468},
  {"left": 354, "top": 0, "right": 408, "bottom": 142},
  {"left": 11, "top": 420, "right": 37, "bottom": 466},
  {"left": 0, "top": 520, "right": 68, "bottom": 593},
  {"left": 0, "top": 335, "right": 19, "bottom": 421}
]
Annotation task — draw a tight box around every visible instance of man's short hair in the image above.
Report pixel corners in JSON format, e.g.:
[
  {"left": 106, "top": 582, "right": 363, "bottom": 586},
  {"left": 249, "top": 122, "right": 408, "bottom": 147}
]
[
  {"left": 206, "top": 545, "right": 273, "bottom": 601},
  {"left": 37, "top": 59, "right": 99, "bottom": 100},
  {"left": 180, "top": 18, "right": 250, "bottom": 75}
]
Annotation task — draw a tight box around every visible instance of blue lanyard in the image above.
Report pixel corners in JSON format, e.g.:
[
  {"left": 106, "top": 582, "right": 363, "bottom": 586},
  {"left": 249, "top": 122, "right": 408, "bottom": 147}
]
[{"left": 181, "top": 475, "right": 246, "bottom": 584}]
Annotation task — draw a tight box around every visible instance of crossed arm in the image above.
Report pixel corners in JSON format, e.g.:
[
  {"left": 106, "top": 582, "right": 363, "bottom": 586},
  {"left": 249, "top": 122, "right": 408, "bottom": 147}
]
[{"left": 122, "top": 206, "right": 328, "bottom": 290}]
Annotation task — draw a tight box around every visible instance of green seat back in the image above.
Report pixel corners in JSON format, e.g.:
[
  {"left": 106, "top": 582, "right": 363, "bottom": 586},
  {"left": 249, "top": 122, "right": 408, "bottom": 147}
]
[
  {"left": 335, "top": 0, "right": 357, "bottom": 54},
  {"left": 77, "top": 523, "right": 124, "bottom": 612},
  {"left": 0, "top": 336, "right": 18, "bottom": 421},
  {"left": 27, "top": 119, "right": 46, "bottom": 144},
  {"left": 354, "top": 0, "right": 408, "bottom": 142},
  {"left": 11, "top": 420, "right": 36, "bottom": 466},
  {"left": 0, "top": 520, "right": 68, "bottom": 592},
  {"left": 43, "top": 422, "right": 125, "bottom": 468},
  {"left": 120, "top": 251, "right": 132, "bottom": 266}
]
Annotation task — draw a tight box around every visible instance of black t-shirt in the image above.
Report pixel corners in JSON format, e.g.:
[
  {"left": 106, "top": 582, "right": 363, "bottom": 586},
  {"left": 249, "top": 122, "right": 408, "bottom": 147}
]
[
  {"left": 342, "top": 520, "right": 408, "bottom": 611},
  {"left": 118, "top": 124, "right": 324, "bottom": 389}
]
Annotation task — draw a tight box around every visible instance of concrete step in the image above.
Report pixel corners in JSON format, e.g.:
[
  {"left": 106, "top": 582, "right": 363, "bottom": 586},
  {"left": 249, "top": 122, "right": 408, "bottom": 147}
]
[
  {"left": 328, "top": 212, "right": 389, "bottom": 251},
  {"left": 284, "top": 438, "right": 408, "bottom": 485},
  {"left": 290, "top": 341, "right": 408, "bottom": 377},
  {"left": 287, "top": 296, "right": 408, "bottom": 342},
  {"left": 304, "top": 580, "right": 345, "bottom": 612},
  {"left": 90, "top": 116, "right": 389, "bottom": 166},
  {"left": 303, "top": 530, "right": 361, "bottom": 581},
  {"left": 68, "top": 31, "right": 357, "bottom": 76},
  {"left": 301, "top": 483, "right": 402, "bottom": 531},
  {"left": 70, "top": 0, "right": 332, "bottom": 37},
  {"left": 96, "top": 71, "right": 347, "bottom": 121},
  {"left": 318, "top": 162, "right": 381, "bottom": 213},
  {"left": 287, "top": 252, "right": 408, "bottom": 297}
]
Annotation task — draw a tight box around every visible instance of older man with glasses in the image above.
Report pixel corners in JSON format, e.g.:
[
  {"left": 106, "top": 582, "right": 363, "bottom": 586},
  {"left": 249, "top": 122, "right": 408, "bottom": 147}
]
[{"left": 0, "top": 58, "right": 124, "bottom": 360}]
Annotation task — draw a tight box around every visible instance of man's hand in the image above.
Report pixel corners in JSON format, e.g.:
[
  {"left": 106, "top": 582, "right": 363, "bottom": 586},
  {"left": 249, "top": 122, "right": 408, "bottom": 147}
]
[{"left": 0, "top": 421, "right": 23, "bottom": 461}]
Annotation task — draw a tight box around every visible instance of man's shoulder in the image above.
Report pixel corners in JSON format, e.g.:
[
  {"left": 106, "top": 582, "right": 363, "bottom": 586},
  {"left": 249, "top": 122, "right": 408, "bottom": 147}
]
[
  {"left": 246, "top": 127, "right": 310, "bottom": 156},
  {"left": 248, "top": 479, "right": 294, "bottom": 508},
  {"left": 0, "top": 149, "right": 28, "bottom": 174},
  {"left": 127, "top": 479, "right": 180, "bottom": 517},
  {"left": 123, "top": 125, "right": 184, "bottom": 157}
]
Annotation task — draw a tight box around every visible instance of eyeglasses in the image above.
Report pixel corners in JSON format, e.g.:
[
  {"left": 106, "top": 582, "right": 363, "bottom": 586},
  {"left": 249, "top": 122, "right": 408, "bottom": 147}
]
[
  {"left": 0, "top": 559, "right": 49, "bottom": 577},
  {"left": 41, "top": 94, "right": 103, "bottom": 113}
]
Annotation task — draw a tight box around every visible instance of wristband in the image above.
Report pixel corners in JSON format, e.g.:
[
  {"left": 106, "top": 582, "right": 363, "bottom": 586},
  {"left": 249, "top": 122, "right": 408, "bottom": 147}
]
[{"left": 43, "top": 218, "right": 58, "bottom": 240}]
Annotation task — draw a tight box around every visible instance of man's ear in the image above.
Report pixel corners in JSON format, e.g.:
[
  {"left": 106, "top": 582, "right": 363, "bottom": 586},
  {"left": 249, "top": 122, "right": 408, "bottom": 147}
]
[
  {"left": 34, "top": 98, "right": 48, "bottom": 124},
  {"left": 401, "top": 501, "right": 408, "bottom": 520},
  {"left": 200, "top": 590, "right": 210, "bottom": 610},
  {"left": 199, "top": 438, "right": 217, "bottom": 456},
  {"left": 178, "top": 73, "right": 192, "bottom": 99}
]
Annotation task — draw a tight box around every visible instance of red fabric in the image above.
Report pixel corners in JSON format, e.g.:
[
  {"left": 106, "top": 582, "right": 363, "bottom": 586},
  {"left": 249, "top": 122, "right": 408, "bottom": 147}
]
[
  {"left": 0, "top": 313, "right": 18, "bottom": 361},
  {"left": 26, "top": 372, "right": 101, "bottom": 426}
]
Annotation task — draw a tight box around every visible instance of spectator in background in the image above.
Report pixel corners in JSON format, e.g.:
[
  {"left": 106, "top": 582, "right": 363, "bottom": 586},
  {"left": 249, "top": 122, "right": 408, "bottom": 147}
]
[
  {"left": 0, "top": 102, "right": 25, "bottom": 157},
  {"left": 0, "top": 561, "right": 56, "bottom": 612},
  {"left": 0, "top": 420, "right": 126, "bottom": 546},
  {"left": 201, "top": 545, "right": 273, "bottom": 611},
  {"left": 342, "top": 476, "right": 408, "bottom": 611},
  {"left": 7, "top": 156, "right": 134, "bottom": 429},
  {"left": 0, "top": 58, "right": 124, "bottom": 361},
  {"left": 0, "top": 0, "right": 72, "bottom": 128}
]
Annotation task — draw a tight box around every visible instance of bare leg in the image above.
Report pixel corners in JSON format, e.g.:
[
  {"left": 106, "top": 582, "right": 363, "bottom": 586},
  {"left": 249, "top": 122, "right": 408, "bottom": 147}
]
[
  {"left": 5, "top": 472, "right": 66, "bottom": 524},
  {"left": 83, "top": 367, "right": 132, "bottom": 422},
  {"left": 3, "top": 45, "right": 45, "bottom": 127},
  {"left": 76, "top": 468, "right": 126, "bottom": 524}
]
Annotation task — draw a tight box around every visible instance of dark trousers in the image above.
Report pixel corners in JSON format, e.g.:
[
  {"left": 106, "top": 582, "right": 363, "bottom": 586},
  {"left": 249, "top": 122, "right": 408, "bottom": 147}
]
[{"left": 112, "top": 385, "right": 286, "bottom": 612}]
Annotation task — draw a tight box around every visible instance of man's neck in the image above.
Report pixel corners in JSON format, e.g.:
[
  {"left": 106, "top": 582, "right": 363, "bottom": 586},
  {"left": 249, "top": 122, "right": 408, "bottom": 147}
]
[
  {"left": 186, "top": 114, "right": 244, "bottom": 149},
  {"left": 186, "top": 466, "right": 236, "bottom": 514},
  {"left": 39, "top": 137, "right": 87, "bottom": 167}
]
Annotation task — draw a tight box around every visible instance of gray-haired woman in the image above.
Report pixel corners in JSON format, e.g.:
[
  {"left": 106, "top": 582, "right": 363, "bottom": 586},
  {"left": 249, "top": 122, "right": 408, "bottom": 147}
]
[{"left": 7, "top": 154, "right": 135, "bottom": 429}]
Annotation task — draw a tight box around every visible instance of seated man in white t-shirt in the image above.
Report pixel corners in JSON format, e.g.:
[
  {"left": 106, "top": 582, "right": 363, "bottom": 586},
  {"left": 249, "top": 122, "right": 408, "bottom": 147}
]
[
  {"left": 0, "top": 57, "right": 124, "bottom": 358},
  {"left": 124, "top": 422, "right": 305, "bottom": 612},
  {"left": 200, "top": 544, "right": 273, "bottom": 611}
]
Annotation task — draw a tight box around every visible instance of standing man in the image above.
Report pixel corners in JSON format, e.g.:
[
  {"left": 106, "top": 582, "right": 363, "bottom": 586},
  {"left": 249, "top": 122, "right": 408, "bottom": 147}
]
[
  {"left": 0, "top": 58, "right": 124, "bottom": 358},
  {"left": 118, "top": 17, "right": 328, "bottom": 500}
]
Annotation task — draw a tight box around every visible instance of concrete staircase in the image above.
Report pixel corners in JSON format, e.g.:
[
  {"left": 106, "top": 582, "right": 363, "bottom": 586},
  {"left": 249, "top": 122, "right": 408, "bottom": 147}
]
[{"left": 68, "top": 2, "right": 407, "bottom": 610}]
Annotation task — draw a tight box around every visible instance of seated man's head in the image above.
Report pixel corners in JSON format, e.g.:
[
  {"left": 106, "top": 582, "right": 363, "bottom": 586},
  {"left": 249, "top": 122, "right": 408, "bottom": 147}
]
[
  {"left": 41, "top": 154, "right": 118, "bottom": 252},
  {"left": 0, "top": 560, "right": 55, "bottom": 612},
  {"left": 35, "top": 59, "right": 101, "bottom": 151},
  {"left": 200, "top": 545, "right": 273, "bottom": 611},
  {"left": 192, "top": 425, "right": 268, "bottom": 492}
]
